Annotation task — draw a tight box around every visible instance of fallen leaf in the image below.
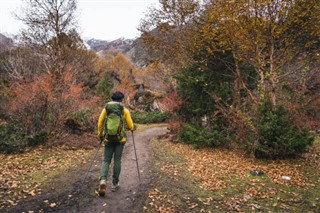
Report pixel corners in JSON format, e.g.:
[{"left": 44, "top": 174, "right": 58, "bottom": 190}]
[
  {"left": 28, "top": 189, "right": 37, "bottom": 196},
  {"left": 7, "top": 200, "right": 17, "bottom": 206},
  {"left": 11, "top": 183, "right": 18, "bottom": 188},
  {"left": 50, "top": 203, "right": 57, "bottom": 208}
]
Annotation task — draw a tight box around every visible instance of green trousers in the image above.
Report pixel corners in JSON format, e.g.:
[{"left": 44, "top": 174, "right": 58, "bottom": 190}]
[{"left": 100, "top": 142, "right": 125, "bottom": 185}]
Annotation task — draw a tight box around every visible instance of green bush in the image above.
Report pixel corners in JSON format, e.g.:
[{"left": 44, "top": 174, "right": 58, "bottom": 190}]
[
  {"left": 179, "top": 123, "right": 225, "bottom": 148},
  {"left": 255, "top": 101, "right": 314, "bottom": 159},
  {"left": 0, "top": 125, "right": 26, "bottom": 153},
  {"left": 27, "top": 131, "right": 48, "bottom": 147},
  {"left": 131, "top": 111, "right": 171, "bottom": 124},
  {"left": 0, "top": 124, "right": 48, "bottom": 153},
  {"left": 68, "top": 108, "right": 96, "bottom": 132},
  {"left": 96, "top": 72, "right": 113, "bottom": 100}
]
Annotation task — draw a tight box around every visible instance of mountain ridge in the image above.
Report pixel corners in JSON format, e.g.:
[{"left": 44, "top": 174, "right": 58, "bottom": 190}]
[
  {"left": 85, "top": 37, "right": 134, "bottom": 52},
  {"left": 85, "top": 37, "right": 150, "bottom": 68},
  {"left": 0, "top": 32, "right": 150, "bottom": 67}
]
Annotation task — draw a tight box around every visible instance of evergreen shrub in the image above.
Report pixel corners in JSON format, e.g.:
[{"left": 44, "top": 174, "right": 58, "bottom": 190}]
[
  {"left": 179, "top": 123, "right": 224, "bottom": 148},
  {"left": 255, "top": 101, "right": 314, "bottom": 159},
  {"left": 131, "top": 111, "right": 171, "bottom": 124},
  {"left": 0, "top": 124, "right": 48, "bottom": 153},
  {"left": 68, "top": 108, "right": 96, "bottom": 132},
  {"left": 96, "top": 73, "right": 113, "bottom": 100}
]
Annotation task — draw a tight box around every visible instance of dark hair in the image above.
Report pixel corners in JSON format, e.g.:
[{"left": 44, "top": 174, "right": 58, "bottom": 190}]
[{"left": 111, "top": 91, "right": 124, "bottom": 102}]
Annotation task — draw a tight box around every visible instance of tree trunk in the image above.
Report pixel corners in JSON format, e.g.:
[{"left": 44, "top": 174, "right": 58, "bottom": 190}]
[
  {"left": 269, "top": 35, "right": 277, "bottom": 107},
  {"left": 233, "top": 52, "right": 241, "bottom": 106}
]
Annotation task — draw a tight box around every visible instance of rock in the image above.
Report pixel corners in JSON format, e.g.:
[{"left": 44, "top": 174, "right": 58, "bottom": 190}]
[
  {"left": 282, "top": 176, "right": 291, "bottom": 181},
  {"left": 250, "top": 170, "right": 264, "bottom": 176}
]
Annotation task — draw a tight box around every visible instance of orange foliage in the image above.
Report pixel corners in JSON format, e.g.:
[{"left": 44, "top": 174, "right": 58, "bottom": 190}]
[
  {"left": 110, "top": 53, "right": 136, "bottom": 79},
  {"left": 8, "top": 69, "right": 92, "bottom": 133},
  {"left": 59, "top": 70, "right": 83, "bottom": 105},
  {"left": 116, "top": 76, "right": 136, "bottom": 105},
  {"left": 8, "top": 73, "right": 54, "bottom": 131}
]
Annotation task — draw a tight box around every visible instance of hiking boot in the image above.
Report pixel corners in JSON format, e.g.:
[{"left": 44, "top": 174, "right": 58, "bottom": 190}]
[
  {"left": 98, "top": 180, "right": 106, "bottom": 196},
  {"left": 111, "top": 183, "right": 120, "bottom": 192}
]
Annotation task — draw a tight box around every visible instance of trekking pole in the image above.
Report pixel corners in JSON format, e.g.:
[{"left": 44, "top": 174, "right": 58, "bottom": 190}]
[
  {"left": 82, "top": 141, "right": 102, "bottom": 184},
  {"left": 65, "top": 140, "right": 101, "bottom": 208},
  {"left": 131, "top": 131, "right": 141, "bottom": 182}
]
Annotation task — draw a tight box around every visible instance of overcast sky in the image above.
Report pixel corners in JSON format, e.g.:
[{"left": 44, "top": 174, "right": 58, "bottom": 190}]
[{"left": 0, "top": 0, "right": 158, "bottom": 40}]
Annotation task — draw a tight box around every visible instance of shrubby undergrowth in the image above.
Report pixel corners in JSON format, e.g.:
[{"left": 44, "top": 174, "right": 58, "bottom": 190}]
[
  {"left": 0, "top": 124, "right": 48, "bottom": 153},
  {"left": 0, "top": 70, "right": 99, "bottom": 153},
  {"left": 179, "top": 123, "right": 225, "bottom": 148},
  {"left": 176, "top": 100, "right": 315, "bottom": 159},
  {"left": 131, "top": 111, "right": 171, "bottom": 124},
  {"left": 254, "top": 101, "right": 314, "bottom": 159},
  {"left": 96, "top": 72, "right": 113, "bottom": 101}
]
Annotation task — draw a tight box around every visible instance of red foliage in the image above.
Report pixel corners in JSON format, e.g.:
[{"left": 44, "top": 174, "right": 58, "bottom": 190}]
[
  {"left": 7, "top": 69, "right": 95, "bottom": 133},
  {"left": 160, "top": 91, "right": 184, "bottom": 113},
  {"left": 10, "top": 74, "right": 53, "bottom": 112},
  {"left": 8, "top": 73, "right": 54, "bottom": 132},
  {"left": 167, "top": 120, "right": 182, "bottom": 134}
]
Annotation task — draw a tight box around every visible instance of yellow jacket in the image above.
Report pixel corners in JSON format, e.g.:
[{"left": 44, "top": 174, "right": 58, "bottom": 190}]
[{"left": 97, "top": 105, "right": 134, "bottom": 142}]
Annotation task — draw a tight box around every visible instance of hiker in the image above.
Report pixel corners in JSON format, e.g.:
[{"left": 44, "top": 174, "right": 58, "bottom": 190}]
[{"left": 97, "top": 91, "right": 134, "bottom": 196}]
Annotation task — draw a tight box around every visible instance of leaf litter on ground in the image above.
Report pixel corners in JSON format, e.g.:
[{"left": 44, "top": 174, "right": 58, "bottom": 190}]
[
  {"left": 145, "top": 137, "right": 320, "bottom": 212},
  {"left": 0, "top": 145, "right": 93, "bottom": 209}
]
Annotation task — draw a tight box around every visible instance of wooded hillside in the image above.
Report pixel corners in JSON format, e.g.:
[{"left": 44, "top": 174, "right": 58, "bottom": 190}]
[{"left": 1, "top": 0, "right": 319, "bottom": 157}]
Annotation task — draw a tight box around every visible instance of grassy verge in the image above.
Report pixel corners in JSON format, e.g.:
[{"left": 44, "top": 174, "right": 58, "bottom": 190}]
[
  {"left": 134, "top": 123, "right": 168, "bottom": 132},
  {"left": 143, "top": 137, "right": 320, "bottom": 212},
  {"left": 0, "top": 145, "right": 94, "bottom": 209}
]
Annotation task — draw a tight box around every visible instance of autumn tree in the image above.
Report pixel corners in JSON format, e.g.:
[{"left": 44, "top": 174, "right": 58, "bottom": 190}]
[
  {"left": 138, "top": 0, "right": 201, "bottom": 68},
  {"left": 279, "top": 0, "right": 320, "bottom": 129},
  {"left": 140, "top": 0, "right": 318, "bottom": 157},
  {"left": 16, "top": 0, "right": 82, "bottom": 75},
  {"left": 200, "top": 0, "right": 320, "bottom": 107},
  {"left": 198, "top": 0, "right": 317, "bottom": 157},
  {"left": 0, "top": 0, "right": 108, "bottom": 153}
]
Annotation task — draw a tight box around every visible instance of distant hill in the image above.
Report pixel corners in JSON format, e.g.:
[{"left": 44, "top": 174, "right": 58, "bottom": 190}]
[
  {"left": 85, "top": 37, "right": 134, "bottom": 52},
  {"left": 85, "top": 37, "right": 172, "bottom": 94},
  {"left": 0, "top": 33, "right": 14, "bottom": 48},
  {"left": 124, "top": 38, "right": 153, "bottom": 68},
  {"left": 1, "top": 32, "right": 153, "bottom": 69},
  {"left": 85, "top": 37, "right": 151, "bottom": 68}
]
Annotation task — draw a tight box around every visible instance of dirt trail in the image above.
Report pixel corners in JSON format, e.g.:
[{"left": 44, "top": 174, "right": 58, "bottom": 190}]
[{"left": 3, "top": 125, "right": 168, "bottom": 213}]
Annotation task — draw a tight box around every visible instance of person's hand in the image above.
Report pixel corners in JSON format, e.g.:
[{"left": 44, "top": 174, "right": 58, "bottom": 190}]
[
  {"left": 132, "top": 124, "right": 138, "bottom": 131},
  {"left": 99, "top": 136, "right": 104, "bottom": 144}
]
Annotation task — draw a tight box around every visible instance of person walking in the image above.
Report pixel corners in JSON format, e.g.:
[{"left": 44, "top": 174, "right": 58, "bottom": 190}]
[{"left": 97, "top": 91, "right": 134, "bottom": 196}]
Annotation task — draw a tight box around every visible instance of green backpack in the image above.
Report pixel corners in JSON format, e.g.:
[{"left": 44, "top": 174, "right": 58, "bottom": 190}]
[{"left": 103, "top": 101, "right": 125, "bottom": 142}]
